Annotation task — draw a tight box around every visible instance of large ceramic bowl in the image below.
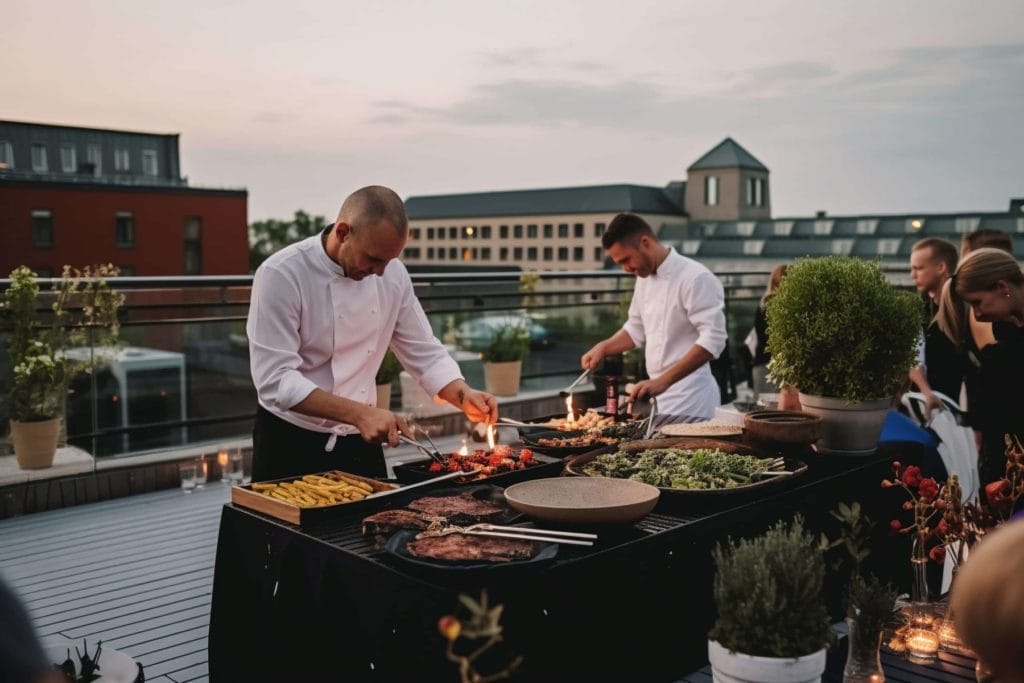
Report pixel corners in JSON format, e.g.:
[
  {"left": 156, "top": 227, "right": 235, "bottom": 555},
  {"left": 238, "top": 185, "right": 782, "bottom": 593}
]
[
  {"left": 503, "top": 477, "right": 660, "bottom": 525},
  {"left": 743, "top": 410, "right": 822, "bottom": 448}
]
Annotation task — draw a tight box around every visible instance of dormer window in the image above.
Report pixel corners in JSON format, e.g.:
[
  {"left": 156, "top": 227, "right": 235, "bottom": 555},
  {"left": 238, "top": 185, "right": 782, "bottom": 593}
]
[
  {"left": 114, "top": 148, "right": 130, "bottom": 172},
  {"left": 704, "top": 176, "right": 719, "bottom": 206}
]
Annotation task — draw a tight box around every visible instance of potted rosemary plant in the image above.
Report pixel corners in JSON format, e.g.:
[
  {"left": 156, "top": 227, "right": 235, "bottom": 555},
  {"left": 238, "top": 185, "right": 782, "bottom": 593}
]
[
  {"left": 765, "top": 256, "right": 920, "bottom": 455},
  {"left": 3, "top": 265, "right": 123, "bottom": 468},
  {"left": 481, "top": 321, "right": 529, "bottom": 396},
  {"left": 375, "top": 348, "right": 402, "bottom": 409},
  {"left": 709, "top": 516, "right": 834, "bottom": 683}
]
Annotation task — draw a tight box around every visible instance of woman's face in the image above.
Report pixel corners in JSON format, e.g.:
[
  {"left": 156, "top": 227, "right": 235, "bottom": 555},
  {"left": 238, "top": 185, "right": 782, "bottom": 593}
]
[{"left": 962, "top": 280, "right": 1014, "bottom": 322}]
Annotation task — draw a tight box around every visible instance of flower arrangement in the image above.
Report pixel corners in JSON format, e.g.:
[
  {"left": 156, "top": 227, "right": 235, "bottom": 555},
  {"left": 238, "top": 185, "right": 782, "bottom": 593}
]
[
  {"left": 437, "top": 591, "right": 522, "bottom": 683},
  {"left": 4, "top": 265, "right": 124, "bottom": 422}
]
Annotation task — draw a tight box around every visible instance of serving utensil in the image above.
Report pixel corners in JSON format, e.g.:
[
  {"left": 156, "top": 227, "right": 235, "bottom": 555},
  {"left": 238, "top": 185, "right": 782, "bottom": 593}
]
[
  {"left": 559, "top": 368, "right": 591, "bottom": 397},
  {"left": 366, "top": 470, "right": 466, "bottom": 498},
  {"left": 498, "top": 417, "right": 558, "bottom": 428},
  {"left": 397, "top": 434, "right": 447, "bottom": 466},
  {"left": 423, "top": 524, "right": 595, "bottom": 546}
]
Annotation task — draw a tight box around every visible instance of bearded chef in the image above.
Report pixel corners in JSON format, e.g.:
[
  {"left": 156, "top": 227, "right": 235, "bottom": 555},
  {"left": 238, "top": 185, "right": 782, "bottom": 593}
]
[{"left": 581, "top": 213, "right": 727, "bottom": 420}]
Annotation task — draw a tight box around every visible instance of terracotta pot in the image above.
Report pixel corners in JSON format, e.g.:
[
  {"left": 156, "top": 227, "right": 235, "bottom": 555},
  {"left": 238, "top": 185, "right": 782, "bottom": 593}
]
[
  {"left": 708, "top": 640, "right": 826, "bottom": 683},
  {"left": 797, "top": 394, "right": 890, "bottom": 456},
  {"left": 10, "top": 417, "right": 61, "bottom": 469},
  {"left": 375, "top": 383, "right": 392, "bottom": 409},
  {"left": 484, "top": 361, "right": 521, "bottom": 397}
]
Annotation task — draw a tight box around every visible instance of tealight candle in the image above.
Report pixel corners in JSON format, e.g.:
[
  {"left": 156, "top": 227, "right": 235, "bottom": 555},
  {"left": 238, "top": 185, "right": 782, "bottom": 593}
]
[{"left": 906, "top": 628, "right": 939, "bottom": 664}]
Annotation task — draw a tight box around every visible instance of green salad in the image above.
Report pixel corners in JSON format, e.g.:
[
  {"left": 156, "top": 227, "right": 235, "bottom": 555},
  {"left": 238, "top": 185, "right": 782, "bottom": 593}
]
[{"left": 581, "top": 448, "right": 776, "bottom": 489}]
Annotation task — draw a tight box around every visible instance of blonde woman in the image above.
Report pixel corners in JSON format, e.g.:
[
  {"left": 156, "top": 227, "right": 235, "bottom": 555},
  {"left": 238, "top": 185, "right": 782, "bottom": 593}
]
[{"left": 936, "top": 248, "right": 1024, "bottom": 484}]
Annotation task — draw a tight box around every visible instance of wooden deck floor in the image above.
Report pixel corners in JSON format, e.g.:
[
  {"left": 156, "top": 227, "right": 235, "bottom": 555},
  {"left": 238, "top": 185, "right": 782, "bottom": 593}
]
[{"left": 0, "top": 482, "right": 230, "bottom": 683}]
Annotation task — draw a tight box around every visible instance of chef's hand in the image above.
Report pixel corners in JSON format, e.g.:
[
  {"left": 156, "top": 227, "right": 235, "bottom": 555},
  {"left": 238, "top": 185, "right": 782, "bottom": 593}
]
[
  {"left": 581, "top": 342, "right": 606, "bottom": 371},
  {"left": 460, "top": 388, "right": 498, "bottom": 424},
  {"left": 627, "top": 375, "right": 672, "bottom": 404},
  {"left": 354, "top": 406, "right": 411, "bottom": 448}
]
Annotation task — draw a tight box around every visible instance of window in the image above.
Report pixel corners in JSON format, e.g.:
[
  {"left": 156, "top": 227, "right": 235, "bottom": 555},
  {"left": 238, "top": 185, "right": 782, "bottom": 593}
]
[
  {"left": 437, "top": 248, "right": 445, "bottom": 260},
  {"left": 464, "top": 226, "right": 475, "bottom": 239},
  {"left": 31, "top": 144, "right": 48, "bottom": 172},
  {"left": 499, "top": 247, "right": 508, "bottom": 261},
  {"left": 558, "top": 247, "right": 568, "bottom": 261},
  {"left": 543, "top": 224, "right": 553, "bottom": 238},
  {"left": 574, "top": 223, "right": 584, "bottom": 238},
  {"left": 427, "top": 227, "right": 435, "bottom": 240},
  {"left": 437, "top": 227, "right": 445, "bottom": 240},
  {"left": 513, "top": 247, "right": 523, "bottom": 260},
  {"left": 481, "top": 226, "right": 491, "bottom": 239},
  {"left": 411, "top": 228, "right": 420, "bottom": 240},
  {"left": 116, "top": 212, "right": 136, "bottom": 248},
  {"left": 448, "top": 247, "right": 457, "bottom": 259},
  {"left": 114, "top": 148, "right": 130, "bottom": 172},
  {"left": 573, "top": 247, "right": 584, "bottom": 261},
  {"left": 558, "top": 224, "right": 568, "bottom": 238},
  {"left": 405, "top": 247, "right": 419, "bottom": 259},
  {"left": 118, "top": 265, "right": 136, "bottom": 276},
  {"left": 60, "top": 145, "right": 77, "bottom": 173},
  {"left": 513, "top": 225, "right": 523, "bottom": 238},
  {"left": 594, "top": 223, "right": 605, "bottom": 238},
  {"left": 32, "top": 210, "right": 53, "bottom": 247},
  {"left": 527, "top": 224, "right": 538, "bottom": 238},
  {"left": 448, "top": 227, "right": 457, "bottom": 239},
  {"left": 704, "top": 176, "right": 719, "bottom": 206},
  {"left": 499, "top": 225, "right": 508, "bottom": 239},
  {"left": 481, "top": 247, "right": 491, "bottom": 260},
  {"left": 86, "top": 145, "right": 102, "bottom": 176},
  {"left": 527, "top": 247, "right": 537, "bottom": 261},
  {"left": 543, "top": 247, "right": 553, "bottom": 261},
  {"left": 0, "top": 140, "right": 13, "bottom": 168},
  {"left": 427, "top": 247, "right": 435, "bottom": 259},
  {"left": 594, "top": 246, "right": 602, "bottom": 262},
  {"left": 462, "top": 248, "right": 472, "bottom": 261},
  {"left": 745, "top": 177, "right": 765, "bottom": 207},
  {"left": 34, "top": 266, "right": 54, "bottom": 278},
  {"left": 142, "top": 150, "right": 158, "bottom": 176},
  {"left": 471, "top": 247, "right": 478, "bottom": 259},
  {"left": 183, "top": 216, "right": 201, "bottom": 273}
]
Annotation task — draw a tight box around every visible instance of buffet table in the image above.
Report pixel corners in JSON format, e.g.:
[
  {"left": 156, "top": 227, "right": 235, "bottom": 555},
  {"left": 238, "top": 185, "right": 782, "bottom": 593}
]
[{"left": 208, "top": 442, "right": 913, "bottom": 682}]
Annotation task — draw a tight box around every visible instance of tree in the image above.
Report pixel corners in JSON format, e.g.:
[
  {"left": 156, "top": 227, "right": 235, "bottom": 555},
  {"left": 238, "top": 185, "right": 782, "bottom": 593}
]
[{"left": 248, "top": 210, "right": 327, "bottom": 271}]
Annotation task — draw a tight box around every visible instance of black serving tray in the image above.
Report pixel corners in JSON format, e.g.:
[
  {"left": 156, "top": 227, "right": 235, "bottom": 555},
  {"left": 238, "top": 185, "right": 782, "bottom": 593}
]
[
  {"left": 392, "top": 452, "right": 564, "bottom": 485},
  {"left": 384, "top": 528, "right": 559, "bottom": 575},
  {"left": 520, "top": 430, "right": 626, "bottom": 458}
]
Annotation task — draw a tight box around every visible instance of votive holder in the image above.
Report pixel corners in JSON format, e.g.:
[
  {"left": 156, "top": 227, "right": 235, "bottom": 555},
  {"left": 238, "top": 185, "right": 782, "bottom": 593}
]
[
  {"left": 179, "top": 463, "right": 197, "bottom": 493},
  {"left": 905, "top": 628, "right": 940, "bottom": 664},
  {"left": 216, "top": 448, "right": 230, "bottom": 483},
  {"left": 195, "top": 457, "right": 208, "bottom": 487}
]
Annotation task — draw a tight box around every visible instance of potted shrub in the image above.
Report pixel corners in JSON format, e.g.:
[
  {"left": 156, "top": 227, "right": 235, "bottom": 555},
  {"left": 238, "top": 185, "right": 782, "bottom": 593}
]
[
  {"left": 765, "top": 256, "right": 920, "bottom": 455},
  {"left": 481, "top": 322, "right": 529, "bottom": 396},
  {"left": 708, "top": 516, "right": 833, "bottom": 683},
  {"left": 375, "top": 348, "right": 402, "bottom": 409},
  {"left": 3, "top": 265, "right": 123, "bottom": 468}
]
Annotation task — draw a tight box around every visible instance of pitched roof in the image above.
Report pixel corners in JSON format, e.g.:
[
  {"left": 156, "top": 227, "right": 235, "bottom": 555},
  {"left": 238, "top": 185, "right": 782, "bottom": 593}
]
[
  {"left": 687, "top": 138, "right": 768, "bottom": 172},
  {"left": 405, "top": 184, "right": 685, "bottom": 220}
]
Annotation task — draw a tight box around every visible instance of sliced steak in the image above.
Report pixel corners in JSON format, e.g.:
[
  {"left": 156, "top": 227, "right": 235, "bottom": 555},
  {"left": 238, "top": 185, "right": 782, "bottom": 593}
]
[
  {"left": 407, "top": 493, "right": 505, "bottom": 522},
  {"left": 406, "top": 532, "right": 535, "bottom": 563},
  {"left": 362, "top": 509, "right": 439, "bottom": 540}
]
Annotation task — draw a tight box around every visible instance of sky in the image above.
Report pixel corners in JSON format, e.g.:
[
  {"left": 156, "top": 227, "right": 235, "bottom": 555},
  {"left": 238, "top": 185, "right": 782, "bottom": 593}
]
[{"left": 5, "top": 0, "right": 1023, "bottom": 222}]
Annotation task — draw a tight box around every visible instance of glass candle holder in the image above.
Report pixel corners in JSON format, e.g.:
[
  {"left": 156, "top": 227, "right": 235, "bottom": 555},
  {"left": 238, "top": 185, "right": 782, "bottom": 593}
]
[
  {"left": 905, "top": 628, "right": 939, "bottom": 664},
  {"left": 216, "top": 449, "right": 230, "bottom": 482},
  {"left": 179, "top": 463, "right": 197, "bottom": 493},
  {"left": 195, "top": 458, "right": 208, "bottom": 487}
]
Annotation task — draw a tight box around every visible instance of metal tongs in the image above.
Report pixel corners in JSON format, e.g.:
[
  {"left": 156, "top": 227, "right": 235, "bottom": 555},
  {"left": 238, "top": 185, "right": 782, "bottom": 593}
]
[
  {"left": 424, "top": 523, "right": 597, "bottom": 546},
  {"left": 559, "top": 368, "right": 592, "bottom": 396},
  {"left": 625, "top": 395, "right": 658, "bottom": 439},
  {"left": 397, "top": 430, "right": 447, "bottom": 466}
]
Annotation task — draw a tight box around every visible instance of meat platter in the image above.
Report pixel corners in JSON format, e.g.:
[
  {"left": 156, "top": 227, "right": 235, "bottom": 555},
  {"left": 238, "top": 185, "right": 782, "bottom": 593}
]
[{"left": 391, "top": 444, "right": 564, "bottom": 485}]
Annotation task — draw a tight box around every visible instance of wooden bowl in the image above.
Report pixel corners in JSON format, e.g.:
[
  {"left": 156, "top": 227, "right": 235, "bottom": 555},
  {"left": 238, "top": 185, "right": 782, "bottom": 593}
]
[
  {"left": 743, "top": 410, "right": 823, "bottom": 448},
  {"left": 503, "top": 477, "right": 660, "bottom": 525}
]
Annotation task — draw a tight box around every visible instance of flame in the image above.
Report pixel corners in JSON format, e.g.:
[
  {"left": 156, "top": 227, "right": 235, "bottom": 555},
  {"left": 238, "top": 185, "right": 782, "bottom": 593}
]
[
  {"left": 216, "top": 449, "right": 229, "bottom": 468},
  {"left": 486, "top": 424, "right": 495, "bottom": 451},
  {"left": 457, "top": 439, "right": 469, "bottom": 457},
  {"left": 565, "top": 394, "right": 575, "bottom": 425}
]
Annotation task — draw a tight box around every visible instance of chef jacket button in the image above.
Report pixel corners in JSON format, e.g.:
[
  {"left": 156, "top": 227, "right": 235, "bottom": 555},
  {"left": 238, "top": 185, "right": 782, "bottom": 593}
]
[{"left": 371, "top": 309, "right": 377, "bottom": 314}]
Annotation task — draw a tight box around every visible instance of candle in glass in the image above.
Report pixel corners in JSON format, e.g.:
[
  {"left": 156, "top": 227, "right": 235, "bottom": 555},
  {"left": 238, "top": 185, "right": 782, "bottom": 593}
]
[
  {"left": 196, "top": 458, "right": 208, "bottom": 487},
  {"left": 905, "top": 628, "right": 939, "bottom": 664},
  {"left": 217, "top": 449, "right": 229, "bottom": 482}
]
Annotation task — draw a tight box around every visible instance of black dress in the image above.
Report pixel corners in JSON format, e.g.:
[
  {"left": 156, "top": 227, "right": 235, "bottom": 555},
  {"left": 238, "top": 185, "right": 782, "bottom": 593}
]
[{"left": 974, "top": 321, "right": 1024, "bottom": 484}]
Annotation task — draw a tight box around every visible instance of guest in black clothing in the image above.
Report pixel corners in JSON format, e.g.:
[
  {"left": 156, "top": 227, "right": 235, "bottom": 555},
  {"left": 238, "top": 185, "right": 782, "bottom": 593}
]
[
  {"left": 908, "top": 238, "right": 961, "bottom": 417},
  {"left": 0, "top": 577, "right": 59, "bottom": 683},
  {"left": 751, "top": 264, "right": 786, "bottom": 395},
  {"left": 936, "top": 248, "right": 1024, "bottom": 484}
]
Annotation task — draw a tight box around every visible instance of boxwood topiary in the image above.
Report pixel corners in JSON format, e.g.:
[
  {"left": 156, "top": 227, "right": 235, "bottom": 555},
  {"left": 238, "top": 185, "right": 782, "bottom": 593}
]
[
  {"left": 765, "top": 256, "right": 920, "bottom": 402},
  {"left": 481, "top": 323, "right": 529, "bottom": 363},
  {"left": 709, "top": 516, "right": 834, "bottom": 658}
]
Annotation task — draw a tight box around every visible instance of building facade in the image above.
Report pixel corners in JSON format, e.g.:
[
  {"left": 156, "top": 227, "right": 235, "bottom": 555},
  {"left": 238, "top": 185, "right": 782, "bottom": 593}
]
[{"left": 0, "top": 120, "right": 248, "bottom": 276}]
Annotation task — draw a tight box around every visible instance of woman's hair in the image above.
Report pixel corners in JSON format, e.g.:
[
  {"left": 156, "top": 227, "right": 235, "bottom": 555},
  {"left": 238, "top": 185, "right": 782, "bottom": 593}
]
[
  {"left": 936, "top": 247, "right": 1024, "bottom": 348},
  {"left": 961, "top": 228, "right": 1013, "bottom": 256},
  {"left": 760, "top": 264, "right": 788, "bottom": 306}
]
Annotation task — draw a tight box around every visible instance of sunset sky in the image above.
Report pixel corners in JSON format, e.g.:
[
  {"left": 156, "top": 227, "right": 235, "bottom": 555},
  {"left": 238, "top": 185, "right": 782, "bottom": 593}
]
[{"left": 5, "top": 0, "right": 1022, "bottom": 221}]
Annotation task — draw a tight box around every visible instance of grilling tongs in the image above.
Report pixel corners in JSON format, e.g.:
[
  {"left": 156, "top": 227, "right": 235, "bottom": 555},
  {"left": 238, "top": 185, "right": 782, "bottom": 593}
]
[
  {"left": 397, "top": 431, "right": 447, "bottom": 466},
  {"left": 425, "top": 523, "right": 597, "bottom": 547}
]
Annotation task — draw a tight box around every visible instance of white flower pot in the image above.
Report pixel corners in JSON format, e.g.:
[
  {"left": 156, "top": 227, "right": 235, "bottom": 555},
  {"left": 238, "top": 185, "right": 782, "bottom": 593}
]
[
  {"left": 708, "top": 640, "right": 826, "bottom": 683},
  {"left": 483, "top": 361, "right": 521, "bottom": 397},
  {"left": 797, "top": 394, "right": 891, "bottom": 456},
  {"left": 10, "top": 417, "right": 61, "bottom": 469}
]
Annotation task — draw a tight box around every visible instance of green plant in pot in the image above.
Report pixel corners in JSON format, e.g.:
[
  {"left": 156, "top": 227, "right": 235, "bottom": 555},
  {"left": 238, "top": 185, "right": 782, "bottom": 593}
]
[
  {"left": 765, "top": 256, "right": 920, "bottom": 455},
  {"left": 375, "top": 348, "right": 403, "bottom": 409},
  {"left": 3, "top": 265, "right": 123, "bottom": 469},
  {"left": 708, "top": 516, "right": 834, "bottom": 683},
  {"left": 481, "top": 322, "right": 529, "bottom": 396}
]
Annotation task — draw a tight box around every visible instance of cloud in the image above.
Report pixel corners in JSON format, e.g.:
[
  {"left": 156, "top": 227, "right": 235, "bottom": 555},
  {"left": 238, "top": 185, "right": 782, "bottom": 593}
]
[
  {"left": 747, "top": 61, "right": 837, "bottom": 82},
  {"left": 251, "top": 111, "right": 293, "bottom": 124}
]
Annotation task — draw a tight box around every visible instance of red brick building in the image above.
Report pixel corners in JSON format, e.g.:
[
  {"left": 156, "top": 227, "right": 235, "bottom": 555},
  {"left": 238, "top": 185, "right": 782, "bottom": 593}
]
[{"left": 0, "top": 120, "right": 248, "bottom": 276}]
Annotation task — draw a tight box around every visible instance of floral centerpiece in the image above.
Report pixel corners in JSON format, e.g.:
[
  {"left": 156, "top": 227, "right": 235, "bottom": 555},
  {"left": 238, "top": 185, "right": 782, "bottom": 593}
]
[{"left": 3, "top": 265, "right": 123, "bottom": 468}]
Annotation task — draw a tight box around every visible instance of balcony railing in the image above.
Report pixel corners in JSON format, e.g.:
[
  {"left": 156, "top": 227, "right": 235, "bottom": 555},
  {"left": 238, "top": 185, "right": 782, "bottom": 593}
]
[{"left": 0, "top": 266, "right": 911, "bottom": 460}]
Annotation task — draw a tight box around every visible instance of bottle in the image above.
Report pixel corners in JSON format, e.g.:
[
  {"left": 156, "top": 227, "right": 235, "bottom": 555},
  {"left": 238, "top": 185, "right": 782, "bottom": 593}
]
[{"left": 605, "top": 375, "right": 619, "bottom": 414}]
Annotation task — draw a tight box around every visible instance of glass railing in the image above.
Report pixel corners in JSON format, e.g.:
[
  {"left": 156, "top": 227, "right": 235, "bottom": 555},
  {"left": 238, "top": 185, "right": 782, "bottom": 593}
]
[{"left": 0, "top": 265, "right": 908, "bottom": 460}]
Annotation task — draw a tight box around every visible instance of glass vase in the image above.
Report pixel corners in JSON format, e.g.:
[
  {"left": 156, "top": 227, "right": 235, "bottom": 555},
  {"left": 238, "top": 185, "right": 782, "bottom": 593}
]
[
  {"left": 909, "top": 538, "right": 933, "bottom": 628},
  {"left": 843, "top": 615, "right": 885, "bottom": 683}
]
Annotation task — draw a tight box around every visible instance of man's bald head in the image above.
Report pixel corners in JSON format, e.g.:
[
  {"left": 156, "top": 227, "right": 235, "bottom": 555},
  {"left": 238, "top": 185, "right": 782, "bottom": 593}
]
[{"left": 337, "top": 186, "right": 408, "bottom": 237}]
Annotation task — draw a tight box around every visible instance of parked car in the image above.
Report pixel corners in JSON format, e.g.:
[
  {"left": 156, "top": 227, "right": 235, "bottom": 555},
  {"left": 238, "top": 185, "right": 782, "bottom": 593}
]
[{"left": 452, "top": 314, "right": 551, "bottom": 352}]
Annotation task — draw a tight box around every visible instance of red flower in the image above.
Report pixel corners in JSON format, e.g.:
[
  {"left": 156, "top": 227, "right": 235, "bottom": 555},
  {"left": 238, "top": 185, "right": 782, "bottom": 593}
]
[
  {"left": 919, "top": 478, "right": 939, "bottom": 501},
  {"left": 936, "top": 518, "right": 949, "bottom": 537},
  {"left": 901, "top": 465, "right": 923, "bottom": 488},
  {"left": 889, "top": 519, "right": 902, "bottom": 532},
  {"left": 438, "top": 615, "right": 461, "bottom": 641},
  {"left": 929, "top": 545, "right": 946, "bottom": 564}
]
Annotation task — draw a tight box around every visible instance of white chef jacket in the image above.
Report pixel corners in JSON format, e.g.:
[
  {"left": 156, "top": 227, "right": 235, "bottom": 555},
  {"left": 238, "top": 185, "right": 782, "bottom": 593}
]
[
  {"left": 622, "top": 249, "right": 727, "bottom": 420},
  {"left": 247, "top": 232, "right": 463, "bottom": 438}
]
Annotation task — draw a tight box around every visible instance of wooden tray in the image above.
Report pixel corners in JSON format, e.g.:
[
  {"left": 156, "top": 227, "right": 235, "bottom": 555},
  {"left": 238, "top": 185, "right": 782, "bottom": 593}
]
[{"left": 231, "top": 470, "right": 398, "bottom": 525}]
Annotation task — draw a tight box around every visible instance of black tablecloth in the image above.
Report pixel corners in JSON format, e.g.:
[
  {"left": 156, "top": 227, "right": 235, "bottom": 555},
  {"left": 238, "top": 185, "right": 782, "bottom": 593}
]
[{"left": 208, "top": 442, "right": 920, "bottom": 682}]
